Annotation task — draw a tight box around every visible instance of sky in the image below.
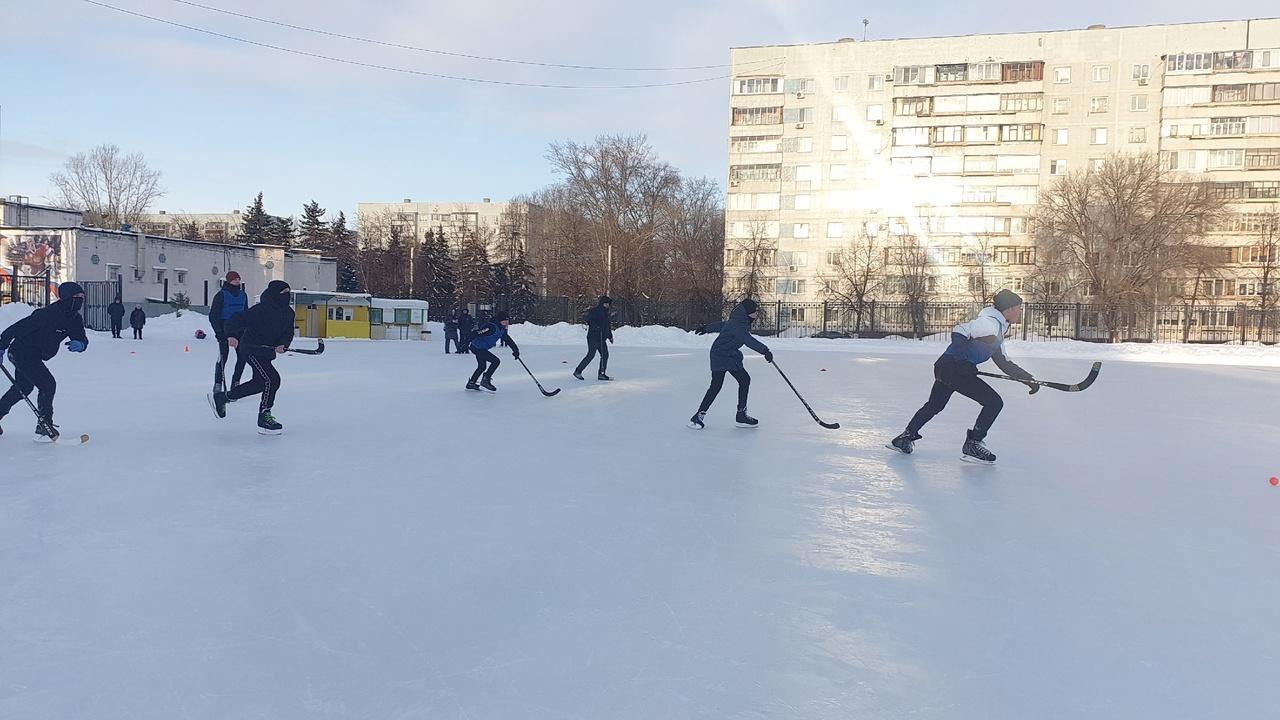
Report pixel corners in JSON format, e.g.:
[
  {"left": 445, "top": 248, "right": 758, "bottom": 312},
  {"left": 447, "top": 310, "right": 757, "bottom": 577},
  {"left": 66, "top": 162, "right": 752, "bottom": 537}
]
[{"left": 1, "top": 0, "right": 1277, "bottom": 222}]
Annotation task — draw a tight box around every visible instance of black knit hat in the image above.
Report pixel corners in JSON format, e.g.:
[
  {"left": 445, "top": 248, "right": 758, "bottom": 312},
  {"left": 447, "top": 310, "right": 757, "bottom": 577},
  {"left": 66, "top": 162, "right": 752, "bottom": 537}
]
[
  {"left": 993, "top": 289, "right": 1023, "bottom": 311},
  {"left": 494, "top": 311, "right": 511, "bottom": 323},
  {"left": 740, "top": 298, "right": 760, "bottom": 315},
  {"left": 599, "top": 295, "right": 612, "bottom": 305}
]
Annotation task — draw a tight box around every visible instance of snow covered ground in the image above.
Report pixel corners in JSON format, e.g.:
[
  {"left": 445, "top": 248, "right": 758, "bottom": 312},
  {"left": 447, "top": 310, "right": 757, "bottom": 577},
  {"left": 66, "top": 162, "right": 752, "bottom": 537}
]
[{"left": 2, "top": 306, "right": 1279, "bottom": 719}]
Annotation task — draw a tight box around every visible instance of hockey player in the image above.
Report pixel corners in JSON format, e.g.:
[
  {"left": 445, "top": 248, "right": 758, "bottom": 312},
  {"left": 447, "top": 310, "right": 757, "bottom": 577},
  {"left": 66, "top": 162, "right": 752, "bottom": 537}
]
[
  {"left": 209, "top": 280, "right": 294, "bottom": 434},
  {"left": 208, "top": 271, "right": 249, "bottom": 391},
  {"left": 688, "top": 298, "right": 773, "bottom": 429},
  {"left": 465, "top": 311, "right": 520, "bottom": 392},
  {"left": 0, "top": 282, "right": 89, "bottom": 440},
  {"left": 573, "top": 295, "right": 614, "bottom": 381},
  {"left": 888, "top": 289, "right": 1035, "bottom": 464}
]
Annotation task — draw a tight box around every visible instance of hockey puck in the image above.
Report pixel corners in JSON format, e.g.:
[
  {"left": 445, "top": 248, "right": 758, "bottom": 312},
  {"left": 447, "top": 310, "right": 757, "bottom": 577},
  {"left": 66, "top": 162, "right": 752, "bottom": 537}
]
[
  {"left": 1271, "top": 476, "right": 1278, "bottom": 487},
  {"left": 79, "top": 434, "right": 90, "bottom": 444}
]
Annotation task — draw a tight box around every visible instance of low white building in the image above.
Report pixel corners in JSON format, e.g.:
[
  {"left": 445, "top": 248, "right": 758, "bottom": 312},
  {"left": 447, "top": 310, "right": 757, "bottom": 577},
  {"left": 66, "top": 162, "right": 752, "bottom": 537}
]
[{"left": 1, "top": 198, "right": 335, "bottom": 316}]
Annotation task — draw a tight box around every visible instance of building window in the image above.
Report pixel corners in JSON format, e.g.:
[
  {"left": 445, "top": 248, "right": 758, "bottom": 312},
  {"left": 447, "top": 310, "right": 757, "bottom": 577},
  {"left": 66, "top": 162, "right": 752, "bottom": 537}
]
[
  {"left": 831, "top": 135, "right": 848, "bottom": 151},
  {"left": 868, "top": 74, "right": 884, "bottom": 91},
  {"left": 965, "top": 125, "right": 1000, "bottom": 143},
  {"left": 1052, "top": 97, "right": 1070, "bottom": 115},
  {"left": 1000, "top": 93, "right": 1043, "bottom": 112},
  {"left": 892, "top": 127, "right": 930, "bottom": 146},
  {"left": 1054, "top": 128, "right": 1069, "bottom": 145},
  {"left": 783, "top": 137, "right": 814, "bottom": 153},
  {"left": 1090, "top": 158, "right": 1106, "bottom": 172},
  {"left": 826, "top": 251, "right": 842, "bottom": 265},
  {"left": 1129, "top": 127, "right": 1147, "bottom": 143},
  {"left": 831, "top": 106, "right": 849, "bottom": 122},
  {"left": 827, "top": 222, "right": 844, "bottom": 238},
  {"left": 1132, "top": 64, "right": 1152, "bottom": 81},
  {"left": 756, "top": 193, "right": 780, "bottom": 210},
  {"left": 1168, "top": 52, "right": 1213, "bottom": 73},
  {"left": 1246, "top": 148, "right": 1280, "bottom": 169},
  {"left": 1210, "top": 117, "right": 1246, "bottom": 136},
  {"left": 937, "top": 63, "right": 969, "bottom": 83},
  {"left": 775, "top": 279, "right": 806, "bottom": 295},
  {"left": 731, "top": 106, "right": 782, "bottom": 125},
  {"left": 794, "top": 194, "right": 811, "bottom": 210},
  {"left": 155, "top": 269, "right": 166, "bottom": 284},
  {"left": 1130, "top": 94, "right": 1148, "bottom": 112},
  {"left": 783, "top": 107, "right": 815, "bottom": 124},
  {"left": 176, "top": 270, "right": 187, "bottom": 284},
  {"left": 894, "top": 65, "right": 936, "bottom": 85},
  {"left": 730, "top": 135, "right": 783, "bottom": 154},
  {"left": 829, "top": 164, "right": 847, "bottom": 180},
  {"left": 1090, "top": 96, "right": 1111, "bottom": 113},
  {"left": 1001, "top": 124, "right": 1042, "bottom": 142},
  {"left": 895, "top": 97, "right": 930, "bottom": 116},
  {"left": 795, "top": 165, "right": 814, "bottom": 181},
  {"left": 729, "top": 164, "right": 782, "bottom": 182},
  {"left": 1091, "top": 127, "right": 1109, "bottom": 145},
  {"left": 934, "top": 126, "right": 964, "bottom": 144},
  {"left": 107, "top": 264, "right": 121, "bottom": 281},
  {"left": 1208, "top": 149, "right": 1245, "bottom": 168},
  {"left": 735, "top": 77, "right": 780, "bottom": 95},
  {"left": 969, "top": 62, "right": 1002, "bottom": 82},
  {"left": 1001, "top": 61, "right": 1044, "bottom": 82},
  {"left": 1212, "top": 84, "right": 1248, "bottom": 103},
  {"left": 1092, "top": 65, "right": 1112, "bottom": 82},
  {"left": 1054, "top": 66, "right": 1072, "bottom": 84},
  {"left": 1051, "top": 159, "right": 1068, "bottom": 175},
  {"left": 784, "top": 78, "right": 816, "bottom": 93},
  {"left": 866, "top": 104, "right": 884, "bottom": 122},
  {"left": 832, "top": 76, "right": 849, "bottom": 92}
]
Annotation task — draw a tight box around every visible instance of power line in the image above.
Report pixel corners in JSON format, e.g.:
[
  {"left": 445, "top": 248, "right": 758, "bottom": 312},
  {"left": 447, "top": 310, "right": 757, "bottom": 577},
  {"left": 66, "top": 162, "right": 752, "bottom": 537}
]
[
  {"left": 163, "top": 0, "right": 775, "bottom": 73},
  {"left": 81, "top": 0, "right": 773, "bottom": 89}
]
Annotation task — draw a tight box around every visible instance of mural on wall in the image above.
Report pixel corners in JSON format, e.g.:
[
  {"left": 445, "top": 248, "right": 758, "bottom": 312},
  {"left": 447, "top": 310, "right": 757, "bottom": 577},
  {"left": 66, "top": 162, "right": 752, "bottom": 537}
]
[{"left": 1, "top": 231, "right": 63, "bottom": 276}]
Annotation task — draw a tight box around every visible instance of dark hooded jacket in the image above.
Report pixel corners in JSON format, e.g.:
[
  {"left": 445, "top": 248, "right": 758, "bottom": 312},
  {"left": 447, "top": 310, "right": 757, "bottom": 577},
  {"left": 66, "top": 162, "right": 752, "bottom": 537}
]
[
  {"left": 107, "top": 301, "right": 126, "bottom": 321},
  {"left": 130, "top": 308, "right": 146, "bottom": 329},
  {"left": 0, "top": 283, "right": 89, "bottom": 361},
  {"left": 226, "top": 280, "right": 295, "bottom": 356},
  {"left": 584, "top": 300, "right": 613, "bottom": 342},
  {"left": 702, "top": 301, "right": 770, "bottom": 372}
]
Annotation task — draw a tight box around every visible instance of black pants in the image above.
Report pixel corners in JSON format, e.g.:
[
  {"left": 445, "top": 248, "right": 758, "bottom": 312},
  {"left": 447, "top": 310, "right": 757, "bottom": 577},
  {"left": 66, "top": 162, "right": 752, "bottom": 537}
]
[
  {"left": 469, "top": 348, "right": 500, "bottom": 383},
  {"left": 907, "top": 356, "right": 1004, "bottom": 438},
  {"left": 0, "top": 352, "right": 56, "bottom": 423},
  {"left": 217, "top": 337, "right": 248, "bottom": 387},
  {"left": 574, "top": 336, "right": 609, "bottom": 375},
  {"left": 229, "top": 352, "right": 280, "bottom": 413},
  {"left": 110, "top": 319, "right": 123, "bottom": 338},
  {"left": 459, "top": 332, "right": 472, "bottom": 353},
  {"left": 133, "top": 327, "right": 143, "bottom": 339},
  {"left": 698, "top": 367, "right": 751, "bottom": 413},
  {"left": 444, "top": 330, "right": 460, "bottom": 353}
]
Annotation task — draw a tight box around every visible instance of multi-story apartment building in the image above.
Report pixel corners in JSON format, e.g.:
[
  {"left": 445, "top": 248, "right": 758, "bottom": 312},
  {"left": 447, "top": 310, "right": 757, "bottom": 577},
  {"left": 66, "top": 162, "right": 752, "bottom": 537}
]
[
  {"left": 355, "top": 198, "right": 527, "bottom": 253},
  {"left": 726, "top": 18, "right": 1280, "bottom": 306},
  {"left": 137, "top": 211, "right": 245, "bottom": 242}
]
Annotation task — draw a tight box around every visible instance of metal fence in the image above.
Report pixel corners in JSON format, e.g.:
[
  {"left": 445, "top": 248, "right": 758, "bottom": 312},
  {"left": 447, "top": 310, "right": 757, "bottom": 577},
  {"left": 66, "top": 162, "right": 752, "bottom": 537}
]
[
  {"left": 1, "top": 268, "right": 53, "bottom": 308},
  {"left": 419, "top": 296, "right": 1280, "bottom": 345}
]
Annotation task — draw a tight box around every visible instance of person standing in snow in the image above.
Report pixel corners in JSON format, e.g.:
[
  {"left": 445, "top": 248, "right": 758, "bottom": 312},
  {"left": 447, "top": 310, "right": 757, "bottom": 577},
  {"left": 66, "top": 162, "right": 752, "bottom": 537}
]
[
  {"left": 209, "top": 280, "right": 294, "bottom": 434},
  {"left": 0, "top": 282, "right": 89, "bottom": 440},
  {"left": 107, "top": 297, "right": 125, "bottom": 339},
  {"left": 443, "top": 308, "right": 461, "bottom": 354},
  {"left": 457, "top": 308, "right": 474, "bottom": 354},
  {"left": 208, "top": 271, "right": 249, "bottom": 390},
  {"left": 573, "top": 295, "right": 614, "bottom": 381},
  {"left": 129, "top": 305, "right": 146, "bottom": 339},
  {"left": 465, "top": 311, "right": 520, "bottom": 392},
  {"left": 688, "top": 298, "right": 772, "bottom": 429},
  {"left": 888, "top": 289, "right": 1036, "bottom": 465}
]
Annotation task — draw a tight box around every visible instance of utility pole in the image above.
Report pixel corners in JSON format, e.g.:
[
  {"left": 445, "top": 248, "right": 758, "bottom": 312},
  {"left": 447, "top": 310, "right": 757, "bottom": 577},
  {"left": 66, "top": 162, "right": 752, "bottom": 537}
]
[{"left": 862, "top": 19, "right": 869, "bottom": 41}]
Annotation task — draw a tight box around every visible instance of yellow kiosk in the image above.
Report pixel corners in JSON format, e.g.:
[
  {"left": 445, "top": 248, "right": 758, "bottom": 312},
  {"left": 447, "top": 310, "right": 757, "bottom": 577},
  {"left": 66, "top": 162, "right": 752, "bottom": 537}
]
[{"left": 293, "top": 291, "right": 372, "bottom": 339}]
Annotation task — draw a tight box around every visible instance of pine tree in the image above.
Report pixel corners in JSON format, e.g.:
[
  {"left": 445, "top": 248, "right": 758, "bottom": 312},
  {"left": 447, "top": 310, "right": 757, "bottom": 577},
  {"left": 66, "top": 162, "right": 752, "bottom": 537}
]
[
  {"left": 330, "top": 211, "right": 361, "bottom": 292},
  {"left": 298, "top": 200, "right": 329, "bottom": 251},
  {"left": 383, "top": 224, "right": 409, "bottom": 297},
  {"left": 457, "top": 229, "right": 492, "bottom": 305},
  {"left": 268, "top": 215, "right": 296, "bottom": 247},
  {"left": 238, "top": 192, "right": 271, "bottom": 244},
  {"left": 411, "top": 229, "right": 433, "bottom": 301},
  {"left": 429, "top": 226, "right": 457, "bottom": 305},
  {"left": 492, "top": 248, "right": 537, "bottom": 319}
]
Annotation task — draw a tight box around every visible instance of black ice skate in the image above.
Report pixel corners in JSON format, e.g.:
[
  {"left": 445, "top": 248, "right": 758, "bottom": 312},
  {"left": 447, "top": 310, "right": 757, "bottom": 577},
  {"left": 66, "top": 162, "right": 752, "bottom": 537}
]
[
  {"left": 961, "top": 429, "right": 996, "bottom": 465},
  {"left": 597, "top": 372, "right": 613, "bottom": 381},
  {"left": 34, "top": 420, "right": 59, "bottom": 443},
  {"left": 257, "top": 410, "right": 283, "bottom": 435},
  {"left": 208, "top": 391, "right": 228, "bottom": 419},
  {"left": 573, "top": 371, "right": 585, "bottom": 380},
  {"left": 887, "top": 430, "right": 921, "bottom": 455},
  {"left": 734, "top": 408, "right": 759, "bottom": 428},
  {"left": 688, "top": 411, "right": 706, "bottom": 429},
  {"left": 466, "top": 381, "right": 482, "bottom": 391},
  {"left": 480, "top": 378, "right": 498, "bottom": 392}
]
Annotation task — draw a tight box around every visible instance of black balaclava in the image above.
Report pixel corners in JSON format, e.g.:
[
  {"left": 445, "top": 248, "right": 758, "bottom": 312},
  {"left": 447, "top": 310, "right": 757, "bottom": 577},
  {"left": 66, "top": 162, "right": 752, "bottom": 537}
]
[
  {"left": 265, "top": 280, "right": 292, "bottom": 306},
  {"left": 58, "top": 282, "right": 85, "bottom": 315}
]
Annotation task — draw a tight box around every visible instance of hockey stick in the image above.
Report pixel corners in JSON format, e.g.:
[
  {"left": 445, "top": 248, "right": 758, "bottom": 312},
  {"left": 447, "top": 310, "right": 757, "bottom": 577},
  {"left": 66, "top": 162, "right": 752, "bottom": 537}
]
[
  {"left": 771, "top": 361, "right": 840, "bottom": 429},
  {"left": 0, "top": 359, "right": 87, "bottom": 443},
  {"left": 977, "top": 361, "right": 1102, "bottom": 394},
  {"left": 516, "top": 357, "right": 560, "bottom": 397},
  {"left": 238, "top": 339, "right": 325, "bottom": 355}
]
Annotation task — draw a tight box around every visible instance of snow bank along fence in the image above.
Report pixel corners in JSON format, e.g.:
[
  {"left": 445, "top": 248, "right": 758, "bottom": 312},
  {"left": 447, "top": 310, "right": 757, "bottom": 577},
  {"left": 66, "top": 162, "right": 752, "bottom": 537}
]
[{"left": 422, "top": 296, "right": 1280, "bottom": 345}]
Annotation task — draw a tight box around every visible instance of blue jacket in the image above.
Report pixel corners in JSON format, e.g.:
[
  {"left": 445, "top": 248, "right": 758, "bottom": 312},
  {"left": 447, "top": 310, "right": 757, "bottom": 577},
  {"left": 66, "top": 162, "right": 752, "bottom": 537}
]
[
  {"left": 702, "top": 302, "right": 770, "bottom": 372},
  {"left": 470, "top": 321, "right": 520, "bottom": 355},
  {"left": 208, "top": 283, "right": 248, "bottom": 337},
  {"left": 941, "top": 306, "right": 1031, "bottom": 380}
]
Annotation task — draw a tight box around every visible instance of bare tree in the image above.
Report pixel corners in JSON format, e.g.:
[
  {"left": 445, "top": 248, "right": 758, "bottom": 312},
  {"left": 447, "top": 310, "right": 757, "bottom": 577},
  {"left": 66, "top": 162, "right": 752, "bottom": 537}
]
[
  {"left": 964, "top": 234, "right": 995, "bottom": 303},
  {"left": 1246, "top": 206, "right": 1280, "bottom": 342},
  {"left": 49, "top": 144, "right": 165, "bottom": 229},
  {"left": 725, "top": 216, "right": 776, "bottom": 302},
  {"left": 1173, "top": 244, "right": 1228, "bottom": 342},
  {"left": 663, "top": 177, "right": 725, "bottom": 323},
  {"left": 891, "top": 234, "right": 933, "bottom": 337},
  {"left": 1034, "top": 152, "right": 1227, "bottom": 341},
  {"left": 819, "top": 229, "right": 884, "bottom": 334}
]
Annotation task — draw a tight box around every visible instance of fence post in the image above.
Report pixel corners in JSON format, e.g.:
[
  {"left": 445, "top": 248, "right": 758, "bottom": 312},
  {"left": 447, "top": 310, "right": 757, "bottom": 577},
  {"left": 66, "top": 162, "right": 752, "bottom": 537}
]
[
  {"left": 1240, "top": 303, "right": 1247, "bottom": 344},
  {"left": 776, "top": 300, "right": 783, "bottom": 336},
  {"left": 9, "top": 267, "right": 15, "bottom": 304},
  {"left": 203, "top": 280, "right": 209, "bottom": 307},
  {"left": 822, "top": 301, "right": 828, "bottom": 335},
  {"left": 43, "top": 270, "right": 50, "bottom": 305},
  {"left": 1022, "top": 303, "right": 1029, "bottom": 340},
  {"left": 1073, "top": 303, "right": 1082, "bottom": 340},
  {"left": 164, "top": 278, "right": 170, "bottom": 304},
  {"left": 870, "top": 300, "right": 877, "bottom": 334}
]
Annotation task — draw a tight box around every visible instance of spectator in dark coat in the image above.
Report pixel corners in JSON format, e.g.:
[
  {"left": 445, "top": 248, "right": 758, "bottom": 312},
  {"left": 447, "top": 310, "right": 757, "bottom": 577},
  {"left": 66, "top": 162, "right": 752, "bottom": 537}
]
[
  {"left": 107, "top": 297, "right": 126, "bottom": 338},
  {"left": 129, "top": 306, "right": 147, "bottom": 339},
  {"left": 688, "top": 299, "right": 772, "bottom": 430},
  {"left": 457, "top": 309, "right": 474, "bottom": 354},
  {"left": 443, "top": 309, "right": 461, "bottom": 354}
]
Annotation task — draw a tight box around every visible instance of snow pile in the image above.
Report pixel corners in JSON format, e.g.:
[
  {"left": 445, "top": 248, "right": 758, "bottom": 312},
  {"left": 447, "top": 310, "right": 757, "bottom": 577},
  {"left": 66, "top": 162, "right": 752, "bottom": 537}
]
[{"left": 0, "top": 301, "right": 35, "bottom": 329}]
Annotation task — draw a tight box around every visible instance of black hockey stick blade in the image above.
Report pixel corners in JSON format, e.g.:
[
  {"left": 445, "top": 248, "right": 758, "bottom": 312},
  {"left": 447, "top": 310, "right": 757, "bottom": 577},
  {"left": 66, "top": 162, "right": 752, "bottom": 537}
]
[
  {"left": 517, "top": 357, "right": 561, "bottom": 397},
  {"left": 288, "top": 339, "right": 325, "bottom": 355},
  {"left": 772, "top": 362, "right": 841, "bottom": 429},
  {"left": 1038, "top": 361, "right": 1102, "bottom": 392}
]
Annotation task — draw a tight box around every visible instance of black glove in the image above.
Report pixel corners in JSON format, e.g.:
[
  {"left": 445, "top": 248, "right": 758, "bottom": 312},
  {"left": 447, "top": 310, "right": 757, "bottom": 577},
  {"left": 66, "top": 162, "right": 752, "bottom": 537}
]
[
  {"left": 694, "top": 326, "right": 708, "bottom": 336},
  {"left": 763, "top": 350, "right": 774, "bottom": 363},
  {"left": 512, "top": 351, "right": 520, "bottom": 361}
]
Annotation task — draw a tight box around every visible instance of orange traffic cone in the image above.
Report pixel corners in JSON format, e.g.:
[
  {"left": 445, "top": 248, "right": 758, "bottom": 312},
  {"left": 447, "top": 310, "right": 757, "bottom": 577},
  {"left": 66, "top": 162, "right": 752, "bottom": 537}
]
[{"left": 184, "top": 345, "right": 190, "bottom": 353}]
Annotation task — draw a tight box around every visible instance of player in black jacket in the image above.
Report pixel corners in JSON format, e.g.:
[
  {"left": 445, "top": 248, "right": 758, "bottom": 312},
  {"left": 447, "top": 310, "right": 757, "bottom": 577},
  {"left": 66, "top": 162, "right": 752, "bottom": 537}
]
[
  {"left": 573, "top": 295, "right": 614, "bottom": 381},
  {"left": 0, "top": 282, "right": 89, "bottom": 440},
  {"left": 209, "top": 280, "right": 295, "bottom": 434}
]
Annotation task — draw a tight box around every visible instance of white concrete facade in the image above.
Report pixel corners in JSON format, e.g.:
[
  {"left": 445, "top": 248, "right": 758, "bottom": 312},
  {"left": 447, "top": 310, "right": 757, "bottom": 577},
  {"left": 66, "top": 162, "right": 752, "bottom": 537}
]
[
  {"left": 727, "top": 18, "right": 1280, "bottom": 304},
  {"left": 356, "top": 199, "right": 526, "bottom": 251}
]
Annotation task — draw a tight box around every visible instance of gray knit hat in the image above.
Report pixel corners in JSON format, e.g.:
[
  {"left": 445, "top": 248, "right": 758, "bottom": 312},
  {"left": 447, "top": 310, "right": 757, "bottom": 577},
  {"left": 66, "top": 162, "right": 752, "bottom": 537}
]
[{"left": 993, "top": 289, "right": 1023, "bottom": 311}]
